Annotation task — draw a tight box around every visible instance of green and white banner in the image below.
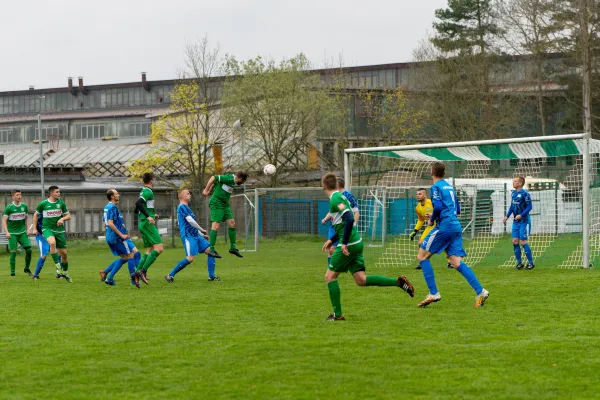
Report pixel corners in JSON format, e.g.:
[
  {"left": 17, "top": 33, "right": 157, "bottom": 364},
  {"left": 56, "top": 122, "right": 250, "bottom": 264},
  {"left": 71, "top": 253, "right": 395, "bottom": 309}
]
[{"left": 364, "top": 139, "right": 600, "bottom": 161}]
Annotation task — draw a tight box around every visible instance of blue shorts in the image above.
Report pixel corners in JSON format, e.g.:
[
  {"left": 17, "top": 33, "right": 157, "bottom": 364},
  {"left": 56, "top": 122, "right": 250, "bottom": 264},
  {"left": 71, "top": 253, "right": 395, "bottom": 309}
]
[
  {"left": 328, "top": 226, "right": 338, "bottom": 247},
  {"left": 108, "top": 240, "right": 133, "bottom": 256},
  {"left": 512, "top": 221, "right": 531, "bottom": 241},
  {"left": 36, "top": 234, "right": 50, "bottom": 257},
  {"left": 183, "top": 236, "right": 210, "bottom": 257},
  {"left": 420, "top": 228, "right": 467, "bottom": 257},
  {"left": 125, "top": 239, "right": 137, "bottom": 253}
]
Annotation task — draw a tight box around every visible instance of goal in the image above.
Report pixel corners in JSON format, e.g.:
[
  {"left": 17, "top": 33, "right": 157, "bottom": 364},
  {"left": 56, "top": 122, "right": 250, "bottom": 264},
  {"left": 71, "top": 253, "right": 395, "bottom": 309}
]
[{"left": 344, "top": 134, "right": 599, "bottom": 270}]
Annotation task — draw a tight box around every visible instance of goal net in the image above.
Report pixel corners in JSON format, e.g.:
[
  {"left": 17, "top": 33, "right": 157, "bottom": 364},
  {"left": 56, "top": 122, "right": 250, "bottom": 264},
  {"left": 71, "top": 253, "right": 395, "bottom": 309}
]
[{"left": 345, "top": 135, "right": 600, "bottom": 270}]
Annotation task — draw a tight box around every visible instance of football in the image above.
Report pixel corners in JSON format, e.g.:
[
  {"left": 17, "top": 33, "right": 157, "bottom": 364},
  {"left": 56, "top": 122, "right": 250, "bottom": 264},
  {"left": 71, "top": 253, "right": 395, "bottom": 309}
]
[{"left": 263, "top": 164, "right": 277, "bottom": 175}]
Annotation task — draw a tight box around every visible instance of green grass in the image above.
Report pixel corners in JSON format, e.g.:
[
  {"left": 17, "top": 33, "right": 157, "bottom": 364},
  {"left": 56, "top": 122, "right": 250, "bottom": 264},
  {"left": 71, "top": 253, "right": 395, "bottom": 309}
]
[{"left": 1, "top": 236, "right": 599, "bottom": 399}]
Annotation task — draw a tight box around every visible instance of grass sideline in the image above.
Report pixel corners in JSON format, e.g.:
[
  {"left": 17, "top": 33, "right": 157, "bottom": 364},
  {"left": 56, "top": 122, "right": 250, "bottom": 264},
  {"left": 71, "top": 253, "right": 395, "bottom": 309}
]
[{"left": 0, "top": 235, "right": 599, "bottom": 399}]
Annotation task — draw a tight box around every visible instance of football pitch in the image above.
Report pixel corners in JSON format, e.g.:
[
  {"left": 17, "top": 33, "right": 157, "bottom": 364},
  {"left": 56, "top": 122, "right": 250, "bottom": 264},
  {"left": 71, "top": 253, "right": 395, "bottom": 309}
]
[{"left": 0, "top": 236, "right": 599, "bottom": 399}]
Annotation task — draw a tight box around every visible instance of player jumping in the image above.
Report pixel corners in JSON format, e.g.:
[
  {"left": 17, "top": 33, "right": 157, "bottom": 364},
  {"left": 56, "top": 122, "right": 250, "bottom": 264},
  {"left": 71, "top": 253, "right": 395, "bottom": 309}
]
[
  {"left": 503, "top": 176, "right": 534, "bottom": 270},
  {"left": 321, "top": 173, "right": 414, "bottom": 321},
  {"left": 416, "top": 162, "right": 489, "bottom": 308},
  {"left": 202, "top": 171, "right": 248, "bottom": 258},
  {"left": 165, "top": 189, "right": 220, "bottom": 283}
]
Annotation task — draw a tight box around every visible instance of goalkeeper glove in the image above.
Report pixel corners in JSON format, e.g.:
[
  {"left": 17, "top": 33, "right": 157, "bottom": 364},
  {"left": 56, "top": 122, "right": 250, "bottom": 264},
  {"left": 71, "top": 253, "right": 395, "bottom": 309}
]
[{"left": 409, "top": 229, "right": 418, "bottom": 241}]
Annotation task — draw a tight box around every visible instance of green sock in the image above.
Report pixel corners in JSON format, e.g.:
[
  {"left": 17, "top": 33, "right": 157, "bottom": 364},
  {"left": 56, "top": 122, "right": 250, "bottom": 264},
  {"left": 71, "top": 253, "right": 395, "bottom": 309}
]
[
  {"left": 366, "top": 275, "right": 399, "bottom": 287},
  {"left": 51, "top": 253, "right": 60, "bottom": 264},
  {"left": 25, "top": 249, "right": 32, "bottom": 270},
  {"left": 209, "top": 229, "right": 218, "bottom": 251},
  {"left": 228, "top": 228, "right": 237, "bottom": 250},
  {"left": 136, "top": 255, "right": 148, "bottom": 272},
  {"left": 9, "top": 252, "right": 16, "bottom": 275},
  {"left": 143, "top": 250, "right": 160, "bottom": 272},
  {"left": 327, "top": 280, "right": 342, "bottom": 317},
  {"left": 61, "top": 262, "right": 69, "bottom": 272}
]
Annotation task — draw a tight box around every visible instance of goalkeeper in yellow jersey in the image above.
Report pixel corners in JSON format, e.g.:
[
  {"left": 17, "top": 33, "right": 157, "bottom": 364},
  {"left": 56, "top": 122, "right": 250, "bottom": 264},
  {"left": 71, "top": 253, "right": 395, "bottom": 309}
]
[{"left": 409, "top": 189, "right": 452, "bottom": 270}]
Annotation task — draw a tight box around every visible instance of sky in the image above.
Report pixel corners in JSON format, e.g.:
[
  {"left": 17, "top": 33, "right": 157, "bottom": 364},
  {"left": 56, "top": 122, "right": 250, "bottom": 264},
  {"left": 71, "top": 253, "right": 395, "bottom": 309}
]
[{"left": 0, "top": 0, "right": 447, "bottom": 91}]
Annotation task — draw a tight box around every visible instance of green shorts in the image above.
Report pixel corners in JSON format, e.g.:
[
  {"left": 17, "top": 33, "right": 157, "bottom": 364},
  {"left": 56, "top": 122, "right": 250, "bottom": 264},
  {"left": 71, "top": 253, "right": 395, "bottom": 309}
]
[
  {"left": 328, "top": 241, "right": 366, "bottom": 274},
  {"left": 7, "top": 232, "right": 31, "bottom": 251},
  {"left": 43, "top": 229, "right": 67, "bottom": 249},
  {"left": 140, "top": 220, "right": 163, "bottom": 248},
  {"left": 210, "top": 204, "right": 233, "bottom": 223}
]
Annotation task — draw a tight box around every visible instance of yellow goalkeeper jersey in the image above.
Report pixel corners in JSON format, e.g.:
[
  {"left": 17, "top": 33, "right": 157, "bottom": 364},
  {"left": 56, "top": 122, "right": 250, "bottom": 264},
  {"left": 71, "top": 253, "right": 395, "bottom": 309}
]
[{"left": 415, "top": 199, "right": 435, "bottom": 231}]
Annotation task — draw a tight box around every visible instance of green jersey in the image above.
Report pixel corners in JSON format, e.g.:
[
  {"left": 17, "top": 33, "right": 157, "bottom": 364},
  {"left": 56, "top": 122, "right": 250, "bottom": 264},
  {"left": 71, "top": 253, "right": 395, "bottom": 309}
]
[
  {"left": 330, "top": 191, "right": 361, "bottom": 245},
  {"left": 36, "top": 199, "right": 69, "bottom": 233},
  {"left": 3, "top": 202, "right": 28, "bottom": 234},
  {"left": 210, "top": 174, "right": 237, "bottom": 206},
  {"left": 138, "top": 186, "right": 155, "bottom": 222}
]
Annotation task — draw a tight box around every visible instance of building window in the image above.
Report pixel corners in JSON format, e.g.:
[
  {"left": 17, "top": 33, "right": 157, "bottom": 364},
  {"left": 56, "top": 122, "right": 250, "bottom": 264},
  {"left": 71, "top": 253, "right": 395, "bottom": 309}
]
[
  {"left": 75, "top": 124, "right": 105, "bottom": 140},
  {"left": 128, "top": 122, "right": 151, "bottom": 137},
  {"left": 35, "top": 126, "right": 61, "bottom": 141},
  {"left": 0, "top": 127, "right": 15, "bottom": 143}
]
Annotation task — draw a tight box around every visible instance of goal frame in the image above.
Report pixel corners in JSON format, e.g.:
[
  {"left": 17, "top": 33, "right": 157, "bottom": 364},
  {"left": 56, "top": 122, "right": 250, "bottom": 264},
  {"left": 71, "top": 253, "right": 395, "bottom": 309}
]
[{"left": 344, "top": 133, "right": 591, "bottom": 269}]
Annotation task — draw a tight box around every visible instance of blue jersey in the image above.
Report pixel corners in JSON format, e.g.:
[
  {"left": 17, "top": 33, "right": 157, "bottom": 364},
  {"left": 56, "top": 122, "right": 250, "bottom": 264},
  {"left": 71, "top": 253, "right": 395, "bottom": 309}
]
[
  {"left": 103, "top": 202, "right": 127, "bottom": 243},
  {"left": 177, "top": 203, "right": 199, "bottom": 239},
  {"left": 36, "top": 214, "right": 43, "bottom": 235},
  {"left": 341, "top": 190, "right": 359, "bottom": 212},
  {"left": 430, "top": 179, "right": 462, "bottom": 233},
  {"left": 507, "top": 189, "right": 532, "bottom": 224}
]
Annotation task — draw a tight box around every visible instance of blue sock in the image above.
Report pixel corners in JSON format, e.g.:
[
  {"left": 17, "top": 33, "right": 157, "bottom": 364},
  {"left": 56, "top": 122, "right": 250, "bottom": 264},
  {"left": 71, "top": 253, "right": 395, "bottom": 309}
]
[
  {"left": 457, "top": 262, "right": 483, "bottom": 295},
  {"left": 107, "top": 259, "right": 127, "bottom": 281},
  {"left": 522, "top": 244, "right": 533, "bottom": 265},
  {"left": 170, "top": 259, "right": 191, "bottom": 277},
  {"left": 207, "top": 256, "right": 216, "bottom": 279},
  {"left": 127, "top": 258, "right": 136, "bottom": 276},
  {"left": 134, "top": 251, "right": 141, "bottom": 267},
  {"left": 104, "top": 259, "right": 119, "bottom": 275},
  {"left": 513, "top": 244, "right": 522, "bottom": 263},
  {"left": 34, "top": 257, "right": 45, "bottom": 276},
  {"left": 419, "top": 259, "right": 438, "bottom": 294}
]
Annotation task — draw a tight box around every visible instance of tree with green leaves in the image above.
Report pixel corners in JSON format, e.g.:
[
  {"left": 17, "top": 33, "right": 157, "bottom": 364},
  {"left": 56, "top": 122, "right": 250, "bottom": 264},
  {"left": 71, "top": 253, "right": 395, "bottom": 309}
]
[
  {"left": 221, "top": 54, "right": 346, "bottom": 186},
  {"left": 129, "top": 36, "right": 232, "bottom": 206}
]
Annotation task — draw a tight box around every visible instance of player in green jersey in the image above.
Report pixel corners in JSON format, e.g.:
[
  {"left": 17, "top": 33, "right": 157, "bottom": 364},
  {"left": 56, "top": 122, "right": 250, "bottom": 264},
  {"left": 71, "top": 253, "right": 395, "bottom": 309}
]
[
  {"left": 202, "top": 171, "right": 248, "bottom": 258},
  {"left": 32, "top": 186, "right": 72, "bottom": 283},
  {"left": 2, "top": 189, "right": 33, "bottom": 276},
  {"left": 321, "top": 173, "right": 415, "bottom": 321},
  {"left": 134, "top": 172, "right": 163, "bottom": 285}
]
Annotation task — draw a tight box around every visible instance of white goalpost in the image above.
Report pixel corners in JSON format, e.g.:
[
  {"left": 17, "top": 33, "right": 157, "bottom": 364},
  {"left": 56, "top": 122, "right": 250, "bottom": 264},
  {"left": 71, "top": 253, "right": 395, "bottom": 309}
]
[{"left": 344, "top": 134, "right": 598, "bottom": 270}]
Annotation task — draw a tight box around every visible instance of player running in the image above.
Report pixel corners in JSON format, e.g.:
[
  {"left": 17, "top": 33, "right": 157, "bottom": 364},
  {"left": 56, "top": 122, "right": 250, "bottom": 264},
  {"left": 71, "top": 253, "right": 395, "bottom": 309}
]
[
  {"left": 321, "top": 173, "right": 414, "bottom": 321},
  {"left": 31, "top": 214, "right": 61, "bottom": 279},
  {"left": 2, "top": 189, "right": 32, "bottom": 276},
  {"left": 165, "top": 189, "right": 220, "bottom": 283},
  {"left": 99, "top": 189, "right": 141, "bottom": 287},
  {"left": 410, "top": 189, "right": 452, "bottom": 270},
  {"left": 416, "top": 162, "right": 489, "bottom": 308},
  {"left": 32, "top": 186, "right": 72, "bottom": 283},
  {"left": 134, "top": 172, "right": 162, "bottom": 285},
  {"left": 321, "top": 177, "right": 359, "bottom": 267},
  {"left": 202, "top": 171, "right": 248, "bottom": 258},
  {"left": 503, "top": 176, "right": 534, "bottom": 270}
]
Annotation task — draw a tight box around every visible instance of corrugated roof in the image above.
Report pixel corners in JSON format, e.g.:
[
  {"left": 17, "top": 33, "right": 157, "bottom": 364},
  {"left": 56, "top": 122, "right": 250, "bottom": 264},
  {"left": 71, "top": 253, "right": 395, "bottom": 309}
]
[
  {"left": 1, "top": 148, "right": 54, "bottom": 167},
  {"left": 45, "top": 144, "right": 151, "bottom": 168},
  {"left": 0, "top": 107, "right": 167, "bottom": 124},
  {"left": 1, "top": 144, "right": 150, "bottom": 168}
]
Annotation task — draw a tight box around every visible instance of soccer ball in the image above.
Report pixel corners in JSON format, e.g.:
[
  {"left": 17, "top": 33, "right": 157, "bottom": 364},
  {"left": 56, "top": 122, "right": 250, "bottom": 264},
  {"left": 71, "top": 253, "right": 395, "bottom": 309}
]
[{"left": 263, "top": 164, "right": 276, "bottom": 176}]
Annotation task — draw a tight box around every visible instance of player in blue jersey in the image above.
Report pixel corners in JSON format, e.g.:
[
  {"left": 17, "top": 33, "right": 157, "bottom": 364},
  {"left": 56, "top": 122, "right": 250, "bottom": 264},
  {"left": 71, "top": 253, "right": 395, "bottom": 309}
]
[
  {"left": 99, "top": 189, "right": 141, "bottom": 287},
  {"left": 32, "top": 215, "right": 61, "bottom": 279},
  {"left": 321, "top": 178, "right": 359, "bottom": 265},
  {"left": 165, "top": 189, "right": 220, "bottom": 283},
  {"left": 503, "top": 176, "right": 534, "bottom": 270},
  {"left": 417, "top": 162, "right": 489, "bottom": 308}
]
